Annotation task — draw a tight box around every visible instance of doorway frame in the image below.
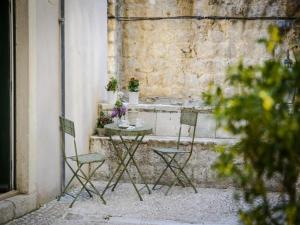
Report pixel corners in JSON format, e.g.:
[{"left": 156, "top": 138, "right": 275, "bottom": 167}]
[
  {"left": 9, "top": 0, "right": 16, "bottom": 192},
  {"left": 14, "top": 0, "right": 37, "bottom": 195}
]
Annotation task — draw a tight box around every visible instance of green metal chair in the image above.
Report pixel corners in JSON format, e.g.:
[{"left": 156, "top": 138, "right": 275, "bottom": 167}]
[
  {"left": 58, "top": 116, "right": 106, "bottom": 207},
  {"left": 151, "top": 108, "right": 198, "bottom": 195}
]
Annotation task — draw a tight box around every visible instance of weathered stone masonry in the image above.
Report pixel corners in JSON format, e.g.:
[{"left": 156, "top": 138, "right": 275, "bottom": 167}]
[
  {"left": 108, "top": 0, "right": 300, "bottom": 103},
  {"left": 100, "top": 0, "right": 300, "bottom": 188}
]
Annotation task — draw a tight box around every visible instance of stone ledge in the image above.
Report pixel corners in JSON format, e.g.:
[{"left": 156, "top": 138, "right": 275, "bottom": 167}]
[
  {"left": 99, "top": 102, "right": 213, "bottom": 113},
  {"left": 0, "top": 193, "right": 37, "bottom": 224},
  {"left": 98, "top": 103, "right": 234, "bottom": 138},
  {"left": 90, "top": 135, "right": 237, "bottom": 145}
]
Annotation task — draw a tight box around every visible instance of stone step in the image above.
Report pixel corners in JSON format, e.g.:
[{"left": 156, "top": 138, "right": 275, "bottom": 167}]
[
  {"left": 90, "top": 135, "right": 237, "bottom": 189},
  {"left": 98, "top": 103, "right": 233, "bottom": 139}
]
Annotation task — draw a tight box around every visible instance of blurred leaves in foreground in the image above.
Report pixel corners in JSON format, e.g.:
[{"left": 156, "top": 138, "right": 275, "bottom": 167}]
[{"left": 203, "top": 25, "right": 300, "bottom": 225}]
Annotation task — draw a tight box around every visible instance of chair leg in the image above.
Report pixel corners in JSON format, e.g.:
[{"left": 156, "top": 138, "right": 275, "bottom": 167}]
[
  {"left": 59, "top": 160, "right": 106, "bottom": 207},
  {"left": 164, "top": 154, "right": 187, "bottom": 188},
  {"left": 70, "top": 161, "right": 106, "bottom": 207},
  {"left": 57, "top": 169, "right": 78, "bottom": 201},
  {"left": 152, "top": 152, "right": 185, "bottom": 190},
  {"left": 172, "top": 158, "right": 197, "bottom": 193},
  {"left": 69, "top": 182, "right": 87, "bottom": 208},
  {"left": 165, "top": 158, "right": 196, "bottom": 196},
  {"left": 58, "top": 163, "right": 92, "bottom": 201},
  {"left": 69, "top": 163, "right": 93, "bottom": 197},
  {"left": 78, "top": 161, "right": 106, "bottom": 205}
]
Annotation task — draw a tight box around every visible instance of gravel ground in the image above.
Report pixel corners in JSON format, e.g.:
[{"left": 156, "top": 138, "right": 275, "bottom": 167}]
[{"left": 7, "top": 182, "right": 243, "bottom": 225}]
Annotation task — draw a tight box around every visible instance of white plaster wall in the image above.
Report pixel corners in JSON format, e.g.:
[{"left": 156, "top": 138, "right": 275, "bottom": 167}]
[
  {"left": 35, "top": 0, "right": 61, "bottom": 205},
  {"left": 65, "top": 0, "right": 107, "bottom": 176},
  {"left": 15, "top": 0, "right": 107, "bottom": 205}
]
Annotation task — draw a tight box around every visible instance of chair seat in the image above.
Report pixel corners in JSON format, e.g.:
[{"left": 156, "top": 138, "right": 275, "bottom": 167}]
[
  {"left": 69, "top": 152, "right": 105, "bottom": 164},
  {"left": 151, "top": 147, "right": 188, "bottom": 154}
]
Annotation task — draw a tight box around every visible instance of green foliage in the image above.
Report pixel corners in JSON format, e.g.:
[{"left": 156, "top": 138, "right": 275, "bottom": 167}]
[
  {"left": 258, "top": 25, "right": 282, "bottom": 56},
  {"left": 128, "top": 77, "right": 139, "bottom": 92},
  {"left": 106, "top": 77, "right": 118, "bottom": 92},
  {"left": 203, "top": 25, "right": 300, "bottom": 225},
  {"left": 97, "top": 111, "right": 112, "bottom": 128},
  {"left": 114, "top": 99, "right": 123, "bottom": 108}
]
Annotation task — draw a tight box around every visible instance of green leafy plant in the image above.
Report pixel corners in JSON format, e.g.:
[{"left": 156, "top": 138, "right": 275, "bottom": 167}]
[
  {"left": 128, "top": 77, "right": 139, "bottom": 92},
  {"left": 97, "top": 111, "right": 113, "bottom": 128},
  {"left": 106, "top": 77, "right": 118, "bottom": 92},
  {"left": 203, "top": 25, "right": 300, "bottom": 225}
]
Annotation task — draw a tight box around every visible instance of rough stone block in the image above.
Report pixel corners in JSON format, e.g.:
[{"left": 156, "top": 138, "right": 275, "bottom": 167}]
[
  {"left": 107, "top": 0, "right": 299, "bottom": 101},
  {"left": 107, "top": 44, "right": 116, "bottom": 57},
  {"left": 90, "top": 135, "right": 237, "bottom": 188},
  {"left": 8, "top": 193, "right": 37, "bottom": 218},
  {"left": 195, "top": 113, "right": 216, "bottom": 138},
  {"left": 0, "top": 200, "right": 14, "bottom": 224},
  {"left": 0, "top": 193, "right": 37, "bottom": 224},
  {"left": 138, "top": 111, "right": 157, "bottom": 134},
  {"left": 155, "top": 112, "right": 180, "bottom": 136}
]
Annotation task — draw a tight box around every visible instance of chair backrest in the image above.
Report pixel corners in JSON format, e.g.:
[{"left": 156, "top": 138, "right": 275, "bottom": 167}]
[
  {"left": 59, "top": 116, "right": 78, "bottom": 161},
  {"left": 180, "top": 108, "right": 198, "bottom": 127},
  {"left": 59, "top": 116, "right": 75, "bottom": 137},
  {"left": 177, "top": 108, "right": 198, "bottom": 152}
]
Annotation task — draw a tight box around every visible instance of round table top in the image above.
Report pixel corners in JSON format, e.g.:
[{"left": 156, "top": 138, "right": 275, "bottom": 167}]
[{"left": 104, "top": 123, "right": 153, "bottom": 136}]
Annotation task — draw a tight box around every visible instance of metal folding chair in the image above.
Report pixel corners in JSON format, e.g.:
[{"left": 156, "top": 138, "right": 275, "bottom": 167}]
[
  {"left": 58, "top": 116, "right": 106, "bottom": 207},
  {"left": 151, "top": 108, "right": 198, "bottom": 195}
]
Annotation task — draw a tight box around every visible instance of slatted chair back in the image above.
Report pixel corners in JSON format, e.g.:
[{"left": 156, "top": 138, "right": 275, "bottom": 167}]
[
  {"left": 59, "top": 116, "right": 79, "bottom": 162},
  {"left": 60, "top": 116, "right": 75, "bottom": 137},
  {"left": 177, "top": 108, "right": 198, "bottom": 153}
]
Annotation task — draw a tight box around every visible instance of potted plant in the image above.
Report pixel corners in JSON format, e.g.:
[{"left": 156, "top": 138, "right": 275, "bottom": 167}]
[
  {"left": 96, "top": 111, "right": 113, "bottom": 136},
  {"left": 106, "top": 77, "right": 118, "bottom": 105},
  {"left": 128, "top": 77, "right": 139, "bottom": 105}
]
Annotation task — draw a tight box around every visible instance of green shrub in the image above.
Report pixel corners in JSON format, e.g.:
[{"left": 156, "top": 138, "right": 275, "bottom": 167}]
[
  {"left": 203, "top": 25, "right": 300, "bottom": 225},
  {"left": 106, "top": 77, "right": 118, "bottom": 92},
  {"left": 128, "top": 77, "right": 139, "bottom": 92}
]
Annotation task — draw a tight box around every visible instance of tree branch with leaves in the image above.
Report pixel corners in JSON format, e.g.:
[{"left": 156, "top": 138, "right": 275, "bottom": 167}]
[{"left": 203, "top": 25, "right": 300, "bottom": 225}]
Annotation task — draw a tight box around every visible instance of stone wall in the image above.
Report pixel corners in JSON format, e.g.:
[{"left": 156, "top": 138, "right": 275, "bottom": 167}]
[
  {"left": 90, "top": 136, "right": 237, "bottom": 188},
  {"left": 98, "top": 103, "right": 233, "bottom": 138},
  {"left": 107, "top": 0, "right": 300, "bottom": 102}
]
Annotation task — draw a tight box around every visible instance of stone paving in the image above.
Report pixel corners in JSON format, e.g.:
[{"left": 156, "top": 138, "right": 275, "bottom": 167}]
[{"left": 6, "top": 181, "right": 243, "bottom": 225}]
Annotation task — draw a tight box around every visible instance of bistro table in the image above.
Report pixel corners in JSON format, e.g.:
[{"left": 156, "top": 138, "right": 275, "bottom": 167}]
[{"left": 101, "top": 123, "right": 152, "bottom": 201}]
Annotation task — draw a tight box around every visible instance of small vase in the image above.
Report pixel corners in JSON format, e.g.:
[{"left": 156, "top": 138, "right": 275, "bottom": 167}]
[
  {"left": 113, "top": 117, "right": 121, "bottom": 125},
  {"left": 107, "top": 91, "right": 117, "bottom": 105},
  {"left": 129, "top": 92, "right": 139, "bottom": 105},
  {"left": 128, "top": 110, "right": 138, "bottom": 126}
]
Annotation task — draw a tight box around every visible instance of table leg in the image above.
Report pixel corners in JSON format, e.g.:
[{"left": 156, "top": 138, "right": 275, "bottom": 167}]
[
  {"left": 119, "top": 135, "right": 151, "bottom": 194},
  {"left": 101, "top": 136, "right": 138, "bottom": 197},
  {"left": 109, "top": 135, "right": 144, "bottom": 201},
  {"left": 111, "top": 135, "right": 140, "bottom": 191}
]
